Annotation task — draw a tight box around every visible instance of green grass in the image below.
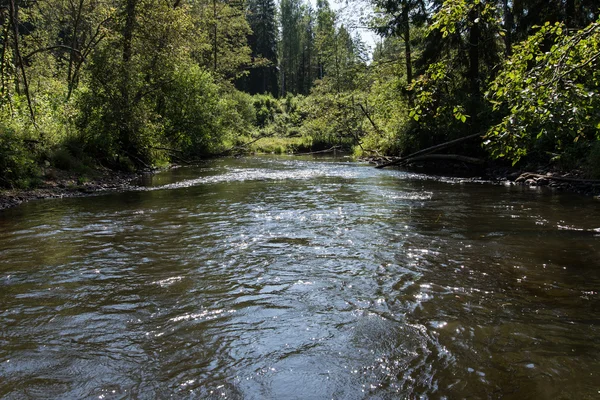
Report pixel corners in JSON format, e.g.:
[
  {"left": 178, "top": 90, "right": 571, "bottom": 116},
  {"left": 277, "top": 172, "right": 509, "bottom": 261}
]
[{"left": 247, "top": 136, "right": 313, "bottom": 154}]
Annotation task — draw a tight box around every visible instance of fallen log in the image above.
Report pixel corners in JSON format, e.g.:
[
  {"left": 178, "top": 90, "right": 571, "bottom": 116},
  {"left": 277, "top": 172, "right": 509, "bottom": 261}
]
[
  {"left": 375, "top": 132, "right": 483, "bottom": 169},
  {"left": 402, "top": 154, "right": 485, "bottom": 165}
]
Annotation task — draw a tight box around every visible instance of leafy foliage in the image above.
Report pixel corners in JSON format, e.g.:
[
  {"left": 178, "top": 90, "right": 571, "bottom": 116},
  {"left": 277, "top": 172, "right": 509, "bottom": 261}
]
[
  {"left": 1, "top": 0, "right": 599, "bottom": 189},
  {"left": 0, "top": 119, "right": 39, "bottom": 189},
  {"left": 485, "top": 19, "right": 600, "bottom": 164}
]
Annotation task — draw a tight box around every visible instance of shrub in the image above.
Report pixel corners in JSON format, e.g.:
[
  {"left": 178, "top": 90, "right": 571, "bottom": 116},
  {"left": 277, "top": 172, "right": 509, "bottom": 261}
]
[{"left": 0, "top": 128, "right": 39, "bottom": 189}]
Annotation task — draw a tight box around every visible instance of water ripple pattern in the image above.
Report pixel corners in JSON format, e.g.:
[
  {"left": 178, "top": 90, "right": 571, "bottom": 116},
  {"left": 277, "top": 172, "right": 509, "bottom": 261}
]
[{"left": 1, "top": 155, "right": 599, "bottom": 399}]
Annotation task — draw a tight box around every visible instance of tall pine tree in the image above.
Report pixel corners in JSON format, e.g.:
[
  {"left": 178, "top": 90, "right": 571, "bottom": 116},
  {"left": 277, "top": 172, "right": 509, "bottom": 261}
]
[{"left": 240, "top": 0, "right": 279, "bottom": 95}]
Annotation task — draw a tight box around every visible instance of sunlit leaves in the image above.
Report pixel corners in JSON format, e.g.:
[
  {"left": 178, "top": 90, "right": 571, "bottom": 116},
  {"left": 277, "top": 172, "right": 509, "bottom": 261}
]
[
  {"left": 485, "top": 17, "right": 600, "bottom": 163},
  {"left": 430, "top": 0, "right": 498, "bottom": 38}
]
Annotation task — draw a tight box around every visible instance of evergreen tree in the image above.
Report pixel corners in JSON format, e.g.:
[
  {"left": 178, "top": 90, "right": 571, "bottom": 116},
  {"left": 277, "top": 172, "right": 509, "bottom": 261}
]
[
  {"left": 197, "top": 0, "right": 252, "bottom": 78},
  {"left": 371, "top": 0, "right": 427, "bottom": 86},
  {"left": 315, "top": 0, "right": 336, "bottom": 80},
  {"left": 297, "top": 6, "right": 316, "bottom": 94},
  {"left": 279, "top": 0, "right": 302, "bottom": 95},
  {"left": 241, "top": 0, "right": 279, "bottom": 96}
]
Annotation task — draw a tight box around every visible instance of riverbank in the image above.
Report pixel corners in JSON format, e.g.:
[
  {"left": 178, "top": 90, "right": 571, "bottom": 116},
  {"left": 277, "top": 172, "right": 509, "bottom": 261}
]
[
  {"left": 2, "top": 159, "right": 600, "bottom": 212},
  {"left": 0, "top": 168, "right": 141, "bottom": 211},
  {"left": 490, "top": 168, "right": 600, "bottom": 197},
  {"left": 366, "top": 156, "right": 600, "bottom": 198}
]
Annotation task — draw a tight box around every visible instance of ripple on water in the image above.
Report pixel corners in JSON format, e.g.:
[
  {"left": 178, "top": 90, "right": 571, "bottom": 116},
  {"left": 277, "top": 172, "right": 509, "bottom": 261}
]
[{"left": 1, "top": 156, "right": 600, "bottom": 399}]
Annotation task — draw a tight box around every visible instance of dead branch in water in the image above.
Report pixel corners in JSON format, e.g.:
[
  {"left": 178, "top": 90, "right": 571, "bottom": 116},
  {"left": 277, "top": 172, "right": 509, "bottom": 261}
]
[{"left": 375, "top": 132, "right": 483, "bottom": 169}]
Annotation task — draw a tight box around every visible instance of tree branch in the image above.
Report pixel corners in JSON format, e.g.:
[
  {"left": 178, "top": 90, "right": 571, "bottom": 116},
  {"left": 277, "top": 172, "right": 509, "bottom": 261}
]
[
  {"left": 24, "top": 45, "right": 82, "bottom": 61},
  {"left": 376, "top": 132, "right": 483, "bottom": 168}
]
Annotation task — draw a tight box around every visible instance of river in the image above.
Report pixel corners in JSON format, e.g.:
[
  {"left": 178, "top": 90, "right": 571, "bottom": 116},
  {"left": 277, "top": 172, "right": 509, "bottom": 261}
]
[{"left": 1, "top": 155, "right": 599, "bottom": 399}]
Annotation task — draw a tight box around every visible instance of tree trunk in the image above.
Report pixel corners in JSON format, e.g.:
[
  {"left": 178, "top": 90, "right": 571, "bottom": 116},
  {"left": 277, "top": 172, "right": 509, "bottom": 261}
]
[
  {"left": 402, "top": 3, "right": 412, "bottom": 85},
  {"left": 9, "top": 0, "right": 36, "bottom": 125},
  {"left": 401, "top": 2, "right": 413, "bottom": 106},
  {"left": 402, "top": 154, "right": 484, "bottom": 165},
  {"left": 467, "top": 4, "right": 480, "bottom": 126},
  {"left": 120, "top": 0, "right": 137, "bottom": 162},
  {"left": 1, "top": 15, "right": 9, "bottom": 99},
  {"left": 503, "top": 0, "right": 513, "bottom": 56},
  {"left": 375, "top": 132, "right": 482, "bottom": 169},
  {"left": 67, "top": 0, "right": 85, "bottom": 100},
  {"left": 213, "top": 0, "right": 217, "bottom": 71},
  {"left": 299, "top": 46, "right": 305, "bottom": 94},
  {"left": 565, "top": 0, "right": 575, "bottom": 28}
]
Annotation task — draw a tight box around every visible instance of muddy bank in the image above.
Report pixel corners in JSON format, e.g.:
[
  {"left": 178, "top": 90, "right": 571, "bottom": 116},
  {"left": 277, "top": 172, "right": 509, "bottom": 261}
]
[{"left": 0, "top": 169, "right": 144, "bottom": 211}]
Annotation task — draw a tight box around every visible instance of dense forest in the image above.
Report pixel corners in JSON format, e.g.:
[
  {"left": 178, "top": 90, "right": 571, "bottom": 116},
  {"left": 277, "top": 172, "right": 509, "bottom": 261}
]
[{"left": 0, "top": 0, "right": 599, "bottom": 188}]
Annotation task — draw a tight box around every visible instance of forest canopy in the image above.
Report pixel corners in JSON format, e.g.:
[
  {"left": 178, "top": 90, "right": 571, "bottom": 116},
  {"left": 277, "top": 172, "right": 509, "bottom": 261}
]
[{"left": 1, "top": 0, "right": 599, "bottom": 188}]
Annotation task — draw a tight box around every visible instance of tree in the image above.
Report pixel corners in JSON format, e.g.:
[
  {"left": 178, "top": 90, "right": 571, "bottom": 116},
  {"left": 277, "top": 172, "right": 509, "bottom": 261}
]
[
  {"left": 193, "top": 0, "right": 252, "bottom": 79},
  {"left": 279, "top": 0, "right": 302, "bottom": 95},
  {"left": 371, "top": 0, "right": 427, "bottom": 86},
  {"left": 1, "top": 0, "right": 36, "bottom": 123},
  {"left": 315, "top": 0, "right": 335, "bottom": 80},
  {"left": 80, "top": 0, "right": 220, "bottom": 167},
  {"left": 297, "top": 6, "right": 315, "bottom": 94},
  {"left": 485, "top": 18, "right": 600, "bottom": 164},
  {"left": 241, "top": 0, "right": 278, "bottom": 95}
]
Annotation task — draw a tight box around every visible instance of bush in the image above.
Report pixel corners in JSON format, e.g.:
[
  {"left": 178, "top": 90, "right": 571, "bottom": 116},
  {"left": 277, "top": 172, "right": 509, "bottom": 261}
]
[
  {"left": 586, "top": 142, "right": 600, "bottom": 179},
  {"left": 0, "top": 128, "right": 39, "bottom": 189},
  {"left": 297, "top": 88, "right": 362, "bottom": 151},
  {"left": 219, "top": 88, "right": 256, "bottom": 141},
  {"left": 252, "top": 94, "right": 280, "bottom": 128},
  {"left": 162, "top": 65, "right": 233, "bottom": 156}
]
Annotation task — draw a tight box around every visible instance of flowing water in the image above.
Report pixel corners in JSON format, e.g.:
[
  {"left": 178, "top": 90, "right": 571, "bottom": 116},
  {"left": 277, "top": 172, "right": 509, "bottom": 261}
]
[{"left": 1, "top": 156, "right": 599, "bottom": 399}]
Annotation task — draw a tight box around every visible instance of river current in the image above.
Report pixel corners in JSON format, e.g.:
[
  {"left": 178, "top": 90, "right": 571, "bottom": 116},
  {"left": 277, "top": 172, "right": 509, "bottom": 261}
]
[{"left": 1, "top": 156, "right": 599, "bottom": 399}]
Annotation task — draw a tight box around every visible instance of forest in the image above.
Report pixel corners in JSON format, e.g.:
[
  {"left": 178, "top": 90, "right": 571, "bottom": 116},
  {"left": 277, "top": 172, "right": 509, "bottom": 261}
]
[{"left": 1, "top": 0, "right": 599, "bottom": 188}]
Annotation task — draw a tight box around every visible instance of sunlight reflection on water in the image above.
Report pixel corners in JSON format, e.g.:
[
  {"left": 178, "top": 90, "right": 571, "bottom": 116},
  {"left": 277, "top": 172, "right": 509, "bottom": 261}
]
[{"left": 1, "top": 155, "right": 599, "bottom": 399}]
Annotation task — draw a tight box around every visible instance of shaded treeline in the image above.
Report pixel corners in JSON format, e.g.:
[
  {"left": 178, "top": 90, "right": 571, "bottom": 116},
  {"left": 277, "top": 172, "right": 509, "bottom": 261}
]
[
  {"left": 1, "top": 0, "right": 599, "bottom": 188},
  {"left": 288, "top": 0, "right": 600, "bottom": 174}
]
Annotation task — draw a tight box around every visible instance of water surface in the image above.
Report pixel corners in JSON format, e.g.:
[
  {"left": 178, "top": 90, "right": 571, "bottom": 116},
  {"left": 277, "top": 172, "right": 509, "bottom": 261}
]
[{"left": 1, "top": 156, "right": 599, "bottom": 399}]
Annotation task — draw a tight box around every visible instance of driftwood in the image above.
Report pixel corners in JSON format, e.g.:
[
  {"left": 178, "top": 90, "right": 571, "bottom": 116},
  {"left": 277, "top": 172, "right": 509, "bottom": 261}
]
[
  {"left": 150, "top": 146, "right": 185, "bottom": 154},
  {"left": 516, "top": 172, "right": 600, "bottom": 184},
  {"left": 375, "top": 132, "right": 483, "bottom": 169}
]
